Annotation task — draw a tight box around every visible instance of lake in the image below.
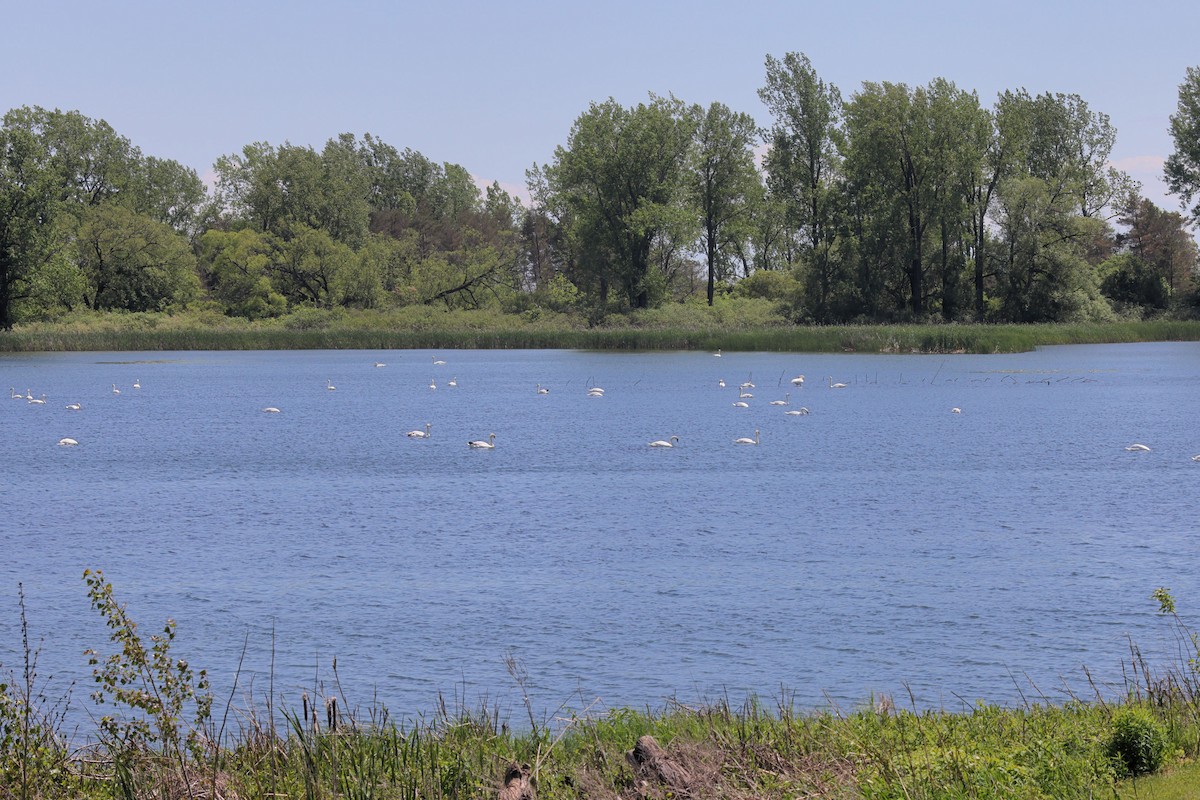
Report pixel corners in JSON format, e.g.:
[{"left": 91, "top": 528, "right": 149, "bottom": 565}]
[{"left": 1, "top": 343, "right": 1198, "bottom": 730}]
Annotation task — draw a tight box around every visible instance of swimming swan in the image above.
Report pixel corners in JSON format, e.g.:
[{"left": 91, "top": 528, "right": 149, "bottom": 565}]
[
  {"left": 827, "top": 376, "right": 847, "bottom": 389},
  {"left": 112, "top": 384, "right": 121, "bottom": 394},
  {"left": 1125, "top": 443, "right": 1151, "bottom": 452},
  {"left": 448, "top": 377, "right": 458, "bottom": 387},
  {"left": 432, "top": 356, "right": 446, "bottom": 365},
  {"left": 57, "top": 438, "right": 78, "bottom": 447},
  {"left": 649, "top": 436, "right": 680, "bottom": 448},
  {"left": 468, "top": 433, "right": 496, "bottom": 449},
  {"left": 732, "top": 401, "right": 749, "bottom": 408},
  {"left": 66, "top": 402, "right": 83, "bottom": 411},
  {"left": 261, "top": 407, "right": 281, "bottom": 413},
  {"left": 407, "top": 423, "right": 432, "bottom": 439},
  {"left": 951, "top": 407, "right": 962, "bottom": 414},
  {"left": 790, "top": 375, "right": 805, "bottom": 386},
  {"left": 734, "top": 429, "right": 761, "bottom": 445},
  {"left": 536, "top": 384, "right": 550, "bottom": 394},
  {"left": 27, "top": 394, "right": 46, "bottom": 405},
  {"left": 327, "top": 380, "right": 336, "bottom": 391},
  {"left": 132, "top": 379, "right": 140, "bottom": 389},
  {"left": 769, "top": 393, "right": 790, "bottom": 406},
  {"left": 785, "top": 407, "right": 811, "bottom": 415}
]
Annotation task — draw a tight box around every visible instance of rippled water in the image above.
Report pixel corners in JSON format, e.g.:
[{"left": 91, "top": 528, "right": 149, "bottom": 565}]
[{"left": 2, "top": 343, "right": 1198, "bottom": 725}]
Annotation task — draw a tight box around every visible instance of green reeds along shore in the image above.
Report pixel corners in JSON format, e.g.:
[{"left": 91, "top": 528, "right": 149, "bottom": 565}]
[
  {"left": 5, "top": 577, "right": 1200, "bottom": 799},
  {"left": 2, "top": 306, "right": 1200, "bottom": 353}
]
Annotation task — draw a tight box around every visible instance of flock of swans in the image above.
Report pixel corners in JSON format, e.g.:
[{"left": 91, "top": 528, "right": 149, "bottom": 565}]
[{"left": 11, "top": 355, "right": 1198, "bottom": 461}]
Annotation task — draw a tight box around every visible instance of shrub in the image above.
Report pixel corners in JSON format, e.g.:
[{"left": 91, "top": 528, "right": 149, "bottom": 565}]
[{"left": 1107, "top": 706, "right": 1169, "bottom": 776}]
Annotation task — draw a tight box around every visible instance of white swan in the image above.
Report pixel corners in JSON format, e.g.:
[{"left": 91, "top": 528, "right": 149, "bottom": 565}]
[
  {"left": 326, "top": 380, "right": 336, "bottom": 391},
  {"left": 718, "top": 379, "right": 725, "bottom": 388},
  {"left": 734, "top": 429, "right": 761, "bottom": 445},
  {"left": 785, "top": 407, "right": 811, "bottom": 416},
  {"left": 588, "top": 386, "right": 605, "bottom": 394},
  {"left": 112, "top": 384, "right": 121, "bottom": 395},
  {"left": 374, "top": 362, "right": 386, "bottom": 368},
  {"left": 536, "top": 384, "right": 549, "bottom": 395},
  {"left": 1192, "top": 455, "right": 1200, "bottom": 462},
  {"left": 261, "top": 407, "right": 281, "bottom": 413},
  {"left": 65, "top": 402, "right": 83, "bottom": 411},
  {"left": 713, "top": 349, "right": 722, "bottom": 357},
  {"left": 57, "top": 438, "right": 78, "bottom": 447},
  {"left": 740, "top": 381, "right": 755, "bottom": 389},
  {"left": 132, "top": 379, "right": 141, "bottom": 389},
  {"left": 739, "top": 390, "right": 753, "bottom": 399},
  {"left": 769, "top": 393, "right": 790, "bottom": 406},
  {"left": 790, "top": 375, "right": 805, "bottom": 386},
  {"left": 407, "top": 423, "right": 432, "bottom": 439},
  {"left": 468, "top": 433, "right": 496, "bottom": 449},
  {"left": 587, "top": 389, "right": 604, "bottom": 397},
  {"left": 448, "top": 377, "right": 458, "bottom": 387},
  {"left": 25, "top": 389, "right": 32, "bottom": 400},
  {"left": 649, "top": 436, "right": 680, "bottom": 448},
  {"left": 951, "top": 407, "right": 962, "bottom": 414},
  {"left": 1125, "top": 443, "right": 1151, "bottom": 452},
  {"left": 10, "top": 388, "right": 23, "bottom": 400},
  {"left": 27, "top": 394, "right": 46, "bottom": 405},
  {"left": 732, "top": 401, "right": 749, "bottom": 408},
  {"left": 432, "top": 356, "right": 446, "bottom": 365},
  {"left": 429, "top": 378, "right": 437, "bottom": 390},
  {"left": 827, "top": 376, "right": 847, "bottom": 389}
]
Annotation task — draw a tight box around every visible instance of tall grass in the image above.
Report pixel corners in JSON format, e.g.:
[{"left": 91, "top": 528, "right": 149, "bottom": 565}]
[{"left": 4, "top": 307, "right": 1200, "bottom": 354}]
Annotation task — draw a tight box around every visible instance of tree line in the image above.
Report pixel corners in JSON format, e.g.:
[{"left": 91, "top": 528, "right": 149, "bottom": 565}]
[{"left": 2, "top": 53, "right": 1199, "bottom": 331}]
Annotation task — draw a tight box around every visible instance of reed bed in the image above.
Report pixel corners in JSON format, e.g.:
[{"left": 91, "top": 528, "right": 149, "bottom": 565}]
[{"left": 3, "top": 309, "right": 1200, "bottom": 354}]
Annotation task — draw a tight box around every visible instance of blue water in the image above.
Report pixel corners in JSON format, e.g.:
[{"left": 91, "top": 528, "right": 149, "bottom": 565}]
[{"left": 1, "top": 343, "right": 1198, "bottom": 728}]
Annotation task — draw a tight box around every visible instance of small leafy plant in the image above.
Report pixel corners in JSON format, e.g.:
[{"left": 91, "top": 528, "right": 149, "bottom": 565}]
[
  {"left": 1107, "top": 706, "right": 1169, "bottom": 777},
  {"left": 83, "top": 569, "right": 213, "bottom": 790}
]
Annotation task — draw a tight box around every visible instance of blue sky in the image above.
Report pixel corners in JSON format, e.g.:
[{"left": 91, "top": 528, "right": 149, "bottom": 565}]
[{"left": 4, "top": 0, "right": 1197, "bottom": 214}]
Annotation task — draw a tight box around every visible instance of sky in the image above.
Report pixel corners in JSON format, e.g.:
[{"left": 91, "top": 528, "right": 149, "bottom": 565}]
[{"left": 4, "top": 0, "right": 1198, "bottom": 216}]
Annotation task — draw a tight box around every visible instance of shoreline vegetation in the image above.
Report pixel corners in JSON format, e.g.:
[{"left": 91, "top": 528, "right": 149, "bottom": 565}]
[
  {"left": 4, "top": 577, "right": 1200, "bottom": 798},
  {"left": 3, "top": 307, "right": 1200, "bottom": 354}
]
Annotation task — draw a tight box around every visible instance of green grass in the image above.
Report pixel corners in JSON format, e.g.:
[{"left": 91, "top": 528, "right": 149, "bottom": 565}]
[
  {"left": 3, "top": 305, "right": 1200, "bottom": 353},
  {"left": 1116, "top": 759, "right": 1200, "bottom": 799}
]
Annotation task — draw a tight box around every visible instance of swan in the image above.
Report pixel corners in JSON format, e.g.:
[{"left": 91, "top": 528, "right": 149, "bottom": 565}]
[
  {"left": 432, "top": 356, "right": 446, "bottom": 365},
  {"left": 1125, "top": 443, "right": 1151, "bottom": 452},
  {"left": 649, "top": 436, "right": 680, "bottom": 448},
  {"left": 732, "top": 401, "right": 749, "bottom": 408},
  {"left": 713, "top": 349, "right": 722, "bottom": 357},
  {"left": 10, "top": 388, "right": 23, "bottom": 400},
  {"left": 827, "top": 376, "right": 847, "bottom": 389},
  {"left": 536, "top": 384, "right": 550, "bottom": 395},
  {"left": 588, "top": 386, "right": 604, "bottom": 394},
  {"left": 1192, "top": 455, "right": 1200, "bottom": 462},
  {"left": 374, "top": 362, "right": 386, "bottom": 368},
  {"left": 734, "top": 429, "right": 761, "bottom": 445},
  {"left": 261, "top": 407, "right": 281, "bottom": 413},
  {"left": 588, "top": 389, "right": 604, "bottom": 397},
  {"left": 785, "top": 407, "right": 811, "bottom": 415},
  {"left": 739, "top": 390, "right": 753, "bottom": 399},
  {"left": 112, "top": 384, "right": 121, "bottom": 395},
  {"left": 769, "top": 393, "right": 790, "bottom": 406},
  {"left": 57, "top": 438, "right": 78, "bottom": 447},
  {"left": 718, "top": 379, "right": 725, "bottom": 388},
  {"left": 429, "top": 379, "right": 437, "bottom": 390},
  {"left": 65, "top": 402, "right": 82, "bottom": 411},
  {"left": 468, "top": 433, "right": 496, "bottom": 449},
  {"left": 448, "top": 377, "right": 458, "bottom": 387},
  {"left": 951, "top": 407, "right": 962, "bottom": 414},
  {"left": 407, "top": 423, "right": 432, "bottom": 439},
  {"left": 326, "top": 380, "right": 336, "bottom": 391},
  {"left": 27, "top": 394, "right": 46, "bottom": 405},
  {"left": 25, "top": 389, "right": 32, "bottom": 400},
  {"left": 790, "top": 375, "right": 805, "bottom": 386},
  {"left": 740, "top": 381, "right": 755, "bottom": 389},
  {"left": 132, "top": 379, "right": 141, "bottom": 389}
]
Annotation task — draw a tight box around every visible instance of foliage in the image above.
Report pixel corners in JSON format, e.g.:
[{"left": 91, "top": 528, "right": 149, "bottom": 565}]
[
  {"left": 1165, "top": 65, "right": 1200, "bottom": 224},
  {"left": 82, "top": 568, "right": 214, "bottom": 791},
  {"left": 1107, "top": 707, "right": 1170, "bottom": 777}
]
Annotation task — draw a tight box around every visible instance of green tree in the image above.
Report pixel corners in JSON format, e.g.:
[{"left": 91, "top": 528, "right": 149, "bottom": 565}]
[
  {"left": 546, "top": 95, "right": 697, "bottom": 308},
  {"left": 197, "top": 228, "right": 286, "bottom": 318},
  {"left": 689, "top": 101, "right": 759, "bottom": 305},
  {"left": 1116, "top": 196, "right": 1199, "bottom": 297},
  {"left": 267, "top": 225, "right": 353, "bottom": 307},
  {"left": 1165, "top": 65, "right": 1200, "bottom": 224},
  {"left": 759, "top": 52, "right": 845, "bottom": 318},
  {"left": 74, "top": 204, "right": 200, "bottom": 312},
  {"left": 0, "top": 120, "right": 60, "bottom": 329}
]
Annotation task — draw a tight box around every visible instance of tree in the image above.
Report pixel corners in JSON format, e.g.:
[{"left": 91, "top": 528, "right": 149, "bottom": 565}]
[
  {"left": 0, "top": 120, "right": 60, "bottom": 328},
  {"left": 689, "top": 101, "right": 758, "bottom": 305},
  {"left": 1165, "top": 66, "right": 1200, "bottom": 224},
  {"left": 1116, "top": 196, "right": 1199, "bottom": 297},
  {"left": 545, "top": 95, "right": 697, "bottom": 308},
  {"left": 197, "top": 229, "right": 285, "bottom": 319},
  {"left": 759, "top": 52, "right": 844, "bottom": 318},
  {"left": 74, "top": 204, "right": 200, "bottom": 312}
]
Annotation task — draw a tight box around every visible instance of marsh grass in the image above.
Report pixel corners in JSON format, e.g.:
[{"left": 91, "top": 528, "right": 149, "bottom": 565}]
[{"left": 4, "top": 305, "right": 1200, "bottom": 353}]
